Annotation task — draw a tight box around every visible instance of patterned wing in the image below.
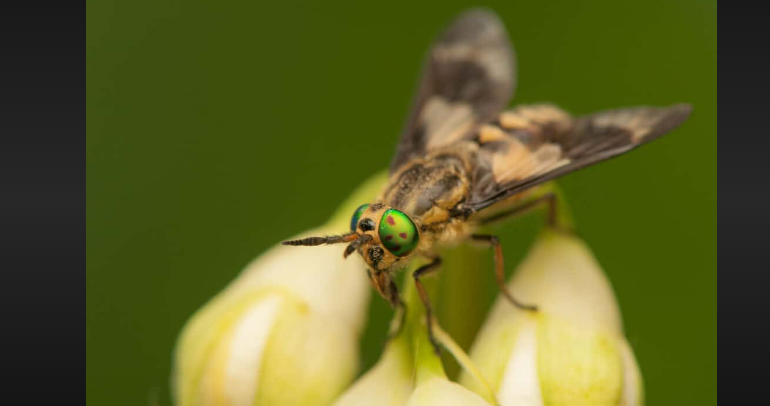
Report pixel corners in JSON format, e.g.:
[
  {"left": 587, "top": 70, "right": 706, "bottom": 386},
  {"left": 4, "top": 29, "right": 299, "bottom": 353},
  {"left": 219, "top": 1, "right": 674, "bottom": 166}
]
[
  {"left": 389, "top": 9, "right": 515, "bottom": 173},
  {"left": 466, "top": 103, "right": 693, "bottom": 210}
]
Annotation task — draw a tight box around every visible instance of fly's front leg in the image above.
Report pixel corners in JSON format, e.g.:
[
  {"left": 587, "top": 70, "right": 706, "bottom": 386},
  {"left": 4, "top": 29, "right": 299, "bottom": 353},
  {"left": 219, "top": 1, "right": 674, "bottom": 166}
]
[
  {"left": 471, "top": 234, "right": 538, "bottom": 311},
  {"left": 412, "top": 257, "right": 443, "bottom": 354},
  {"left": 367, "top": 269, "right": 407, "bottom": 343},
  {"left": 385, "top": 279, "right": 407, "bottom": 342}
]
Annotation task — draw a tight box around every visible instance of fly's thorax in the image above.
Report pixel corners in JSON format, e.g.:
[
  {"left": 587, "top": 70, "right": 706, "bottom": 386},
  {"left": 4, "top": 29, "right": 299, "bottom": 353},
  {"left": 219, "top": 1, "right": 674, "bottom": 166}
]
[
  {"left": 380, "top": 147, "right": 475, "bottom": 228},
  {"left": 421, "top": 219, "right": 475, "bottom": 250}
]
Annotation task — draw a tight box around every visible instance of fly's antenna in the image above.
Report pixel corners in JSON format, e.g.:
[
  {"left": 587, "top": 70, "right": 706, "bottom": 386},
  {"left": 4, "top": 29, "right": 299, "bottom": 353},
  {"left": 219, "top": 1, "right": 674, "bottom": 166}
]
[
  {"left": 343, "top": 235, "right": 373, "bottom": 258},
  {"left": 282, "top": 232, "right": 359, "bottom": 247}
]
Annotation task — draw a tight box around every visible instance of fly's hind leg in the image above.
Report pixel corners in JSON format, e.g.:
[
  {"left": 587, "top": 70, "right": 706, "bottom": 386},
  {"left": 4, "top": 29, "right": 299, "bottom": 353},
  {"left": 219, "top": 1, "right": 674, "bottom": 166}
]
[
  {"left": 471, "top": 234, "right": 538, "bottom": 312},
  {"left": 412, "top": 258, "right": 443, "bottom": 354}
]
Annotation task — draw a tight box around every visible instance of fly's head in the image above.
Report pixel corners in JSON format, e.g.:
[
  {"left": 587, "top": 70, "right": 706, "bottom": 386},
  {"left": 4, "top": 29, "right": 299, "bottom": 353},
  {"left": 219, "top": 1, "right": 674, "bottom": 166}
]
[
  {"left": 282, "top": 203, "right": 420, "bottom": 275},
  {"left": 348, "top": 203, "right": 420, "bottom": 273}
]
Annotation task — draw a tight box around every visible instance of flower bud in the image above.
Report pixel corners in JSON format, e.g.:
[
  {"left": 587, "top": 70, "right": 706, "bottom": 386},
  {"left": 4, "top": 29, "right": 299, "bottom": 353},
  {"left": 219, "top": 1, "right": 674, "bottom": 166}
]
[
  {"left": 332, "top": 340, "right": 494, "bottom": 406},
  {"left": 406, "top": 377, "right": 493, "bottom": 406},
  {"left": 459, "top": 230, "right": 644, "bottom": 406},
  {"left": 332, "top": 258, "right": 496, "bottom": 406},
  {"left": 330, "top": 339, "right": 414, "bottom": 406},
  {"left": 172, "top": 172, "right": 388, "bottom": 406}
]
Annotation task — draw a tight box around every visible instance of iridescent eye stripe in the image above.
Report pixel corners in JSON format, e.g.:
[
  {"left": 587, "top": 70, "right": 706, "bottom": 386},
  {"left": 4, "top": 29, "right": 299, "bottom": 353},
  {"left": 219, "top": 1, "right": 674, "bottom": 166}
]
[{"left": 350, "top": 203, "right": 370, "bottom": 231}]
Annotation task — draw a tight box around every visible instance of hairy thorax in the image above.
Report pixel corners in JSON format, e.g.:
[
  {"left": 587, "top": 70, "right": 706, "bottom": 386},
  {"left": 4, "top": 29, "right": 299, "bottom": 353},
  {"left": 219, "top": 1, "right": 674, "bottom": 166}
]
[{"left": 378, "top": 142, "right": 480, "bottom": 255}]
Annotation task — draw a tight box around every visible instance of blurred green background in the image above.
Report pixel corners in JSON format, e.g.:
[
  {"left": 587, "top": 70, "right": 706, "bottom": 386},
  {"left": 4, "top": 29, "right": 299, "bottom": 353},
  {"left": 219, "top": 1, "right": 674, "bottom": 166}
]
[{"left": 86, "top": 1, "right": 716, "bottom": 405}]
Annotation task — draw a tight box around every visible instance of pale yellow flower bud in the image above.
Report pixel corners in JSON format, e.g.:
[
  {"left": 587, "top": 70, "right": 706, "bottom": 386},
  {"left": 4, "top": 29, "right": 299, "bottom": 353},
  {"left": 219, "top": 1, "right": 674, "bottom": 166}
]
[
  {"left": 460, "top": 230, "right": 644, "bottom": 406},
  {"left": 331, "top": 317, "right": 495, "bottom": 406},
  {"left": 172, "top": 172, "right": 388, "bottom": 406},
  {"left": 330, "top": 339, "right": 414, "bottom": 406},
  {"left": 406, "top": 377, "right": 493, "bottom": 406}
]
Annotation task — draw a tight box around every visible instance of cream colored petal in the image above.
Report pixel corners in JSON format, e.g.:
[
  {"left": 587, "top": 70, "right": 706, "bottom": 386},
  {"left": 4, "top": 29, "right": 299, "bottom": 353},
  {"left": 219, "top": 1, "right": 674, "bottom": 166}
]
[
  {"left": 457, "top": 302, "right": 520, "bottom": 396},
  {"left": 332, "top": 341, "right": 413, "bottom": 406},
  {"left": 618, "top": 339, "right": 644, "bottom": 406},
  {"left": 507, "top": 231, "right": 622, "bottom": 333},
  {"left": 497, "top": 319, "right": 543, "bottom": 406},
  {"left": 233, "top": 237, "right": 371, "bottom": 332},
  {"left": 536, "top": 315, "right": 623, "bottom": 406},
  {"left": 253, "top": 300, "right": 360, "bottom": 406},
  {"left": 224, "top": 295, "right": 283, "bottom": 406},
  {"left": 194, "top": 292, "right": 286, "bottom": 406}
]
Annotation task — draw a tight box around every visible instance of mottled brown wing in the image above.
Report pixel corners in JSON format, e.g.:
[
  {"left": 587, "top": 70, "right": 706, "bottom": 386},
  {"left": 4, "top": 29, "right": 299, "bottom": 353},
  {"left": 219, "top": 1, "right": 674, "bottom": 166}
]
[
  {"left": 389, "top": 8, "right": 515, "bottom": 173},
  {"left": 466, "top": 103, "right": 693, "bottom": 211}
]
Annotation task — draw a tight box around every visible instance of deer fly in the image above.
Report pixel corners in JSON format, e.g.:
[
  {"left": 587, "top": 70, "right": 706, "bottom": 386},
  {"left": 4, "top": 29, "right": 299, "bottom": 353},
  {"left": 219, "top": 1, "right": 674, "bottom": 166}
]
[{"left": 283, "top": 8, "right": 692, "bottom": 352}]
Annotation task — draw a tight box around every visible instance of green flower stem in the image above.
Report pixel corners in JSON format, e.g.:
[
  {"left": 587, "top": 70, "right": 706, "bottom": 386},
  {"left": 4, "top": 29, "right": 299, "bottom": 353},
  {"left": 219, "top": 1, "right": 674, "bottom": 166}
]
[
  {"left": 394, "top": 258, "right": 499, "bottom": 405},
  {"left": 400, "top": 258, "right": 447, "bottom": 385}
]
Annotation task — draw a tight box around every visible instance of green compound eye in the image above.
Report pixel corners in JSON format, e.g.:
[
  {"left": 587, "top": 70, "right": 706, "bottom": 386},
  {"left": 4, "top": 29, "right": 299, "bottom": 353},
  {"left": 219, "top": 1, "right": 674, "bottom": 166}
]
[
  {"left": 378, "top": 208, "right": 419, "bottom": 256},
  {"left": 350, "top": 204, "right": 370, "bottom": 231}
]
